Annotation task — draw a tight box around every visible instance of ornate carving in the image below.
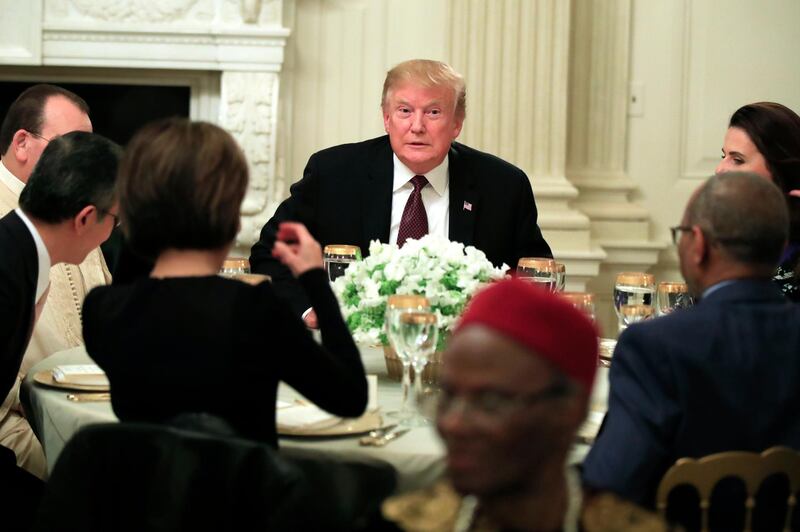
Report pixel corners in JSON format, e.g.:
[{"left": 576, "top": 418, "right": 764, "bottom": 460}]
[
  {"left": 45, "top": 0, "right": 213, "bottom": 24},
  {"left": 220, "top": 72, "right": 279, "bottom": 246}
]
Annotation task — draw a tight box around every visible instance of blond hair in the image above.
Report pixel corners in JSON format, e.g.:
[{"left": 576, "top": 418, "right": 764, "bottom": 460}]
[{"left": 381, "top": 59, "right": 466, "bottom": 120}]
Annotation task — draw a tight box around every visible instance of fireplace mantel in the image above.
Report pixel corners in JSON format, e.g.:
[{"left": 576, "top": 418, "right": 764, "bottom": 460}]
[{"left": 0, "top": 0, "right": 290, "bottom": 251}]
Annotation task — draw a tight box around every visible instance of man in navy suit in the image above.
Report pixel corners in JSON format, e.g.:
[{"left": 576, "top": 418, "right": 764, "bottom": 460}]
[
  {"left": 250, "top": 59, "right": 551, "bottom": 323},
  {"left": 0, "top": 131, "right": 120, "bottom": 522},
  {"left": 582, "top": 172, "right": 800, "bottom": 517}
]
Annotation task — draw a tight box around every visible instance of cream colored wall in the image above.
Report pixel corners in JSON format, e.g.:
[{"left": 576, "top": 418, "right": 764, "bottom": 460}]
[{"left": 277, "top": 0, "right": 800, "bottom": 336}]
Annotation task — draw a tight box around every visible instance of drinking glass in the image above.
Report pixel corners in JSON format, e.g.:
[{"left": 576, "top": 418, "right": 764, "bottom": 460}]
[
  {"left": 323, "top": 245, "right": 361, "bottom": 282},
  {"left": 219, "top": 257, "right": 250, "bottom": 277},
  {"left": 395, "top": 310, "right": 438, "bottom": 427},
  {"left": 516, "top": 258, "right": 558, "bottom": 291},
  {"left": 555, "top": 263, "right": 566, "bottom": 292},
  {"left": 613, "top": 272, "right": 655, "bottom": 332},
  {"left": 656, "top": 281, "right": 693, "bottom": 316},
  {"left": 560, "top": 292, "right": 596, "bottom": 322},
  {"left": 385, "top": 295, "right": 430, "bottom": 421}
]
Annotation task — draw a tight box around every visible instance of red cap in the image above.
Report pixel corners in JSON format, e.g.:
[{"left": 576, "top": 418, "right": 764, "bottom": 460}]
[{"left": 456, "top": 279, "right": 599, "bottom": 392}]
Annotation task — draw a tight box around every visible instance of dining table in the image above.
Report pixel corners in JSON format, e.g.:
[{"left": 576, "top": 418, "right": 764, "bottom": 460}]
[{"left": 22, "top": 342, "right": 609, "bottom": 493}]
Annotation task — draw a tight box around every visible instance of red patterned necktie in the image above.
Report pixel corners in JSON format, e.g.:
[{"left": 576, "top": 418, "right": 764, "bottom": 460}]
[{"left": 397, "top": 175, "right": 429, "bottom": 247}]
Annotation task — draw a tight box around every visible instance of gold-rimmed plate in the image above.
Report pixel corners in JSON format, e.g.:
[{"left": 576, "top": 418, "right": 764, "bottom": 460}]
[
  {"left": 32, "top": 371, "right": 110, "bottom": 392},
  {"left": 278, "top": 410, "right": 384, "bottom": 437}
]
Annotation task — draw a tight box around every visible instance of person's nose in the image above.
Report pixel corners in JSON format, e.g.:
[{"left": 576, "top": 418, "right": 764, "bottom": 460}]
[
  {"left": 410, "top": 111, "right": 425, "bottom": 133},
  {"left": 715, "top": 158, "right": 729, "bottom": 175},
  {"left": 436, "top": 397, "right": 472, "bottom": 437}
]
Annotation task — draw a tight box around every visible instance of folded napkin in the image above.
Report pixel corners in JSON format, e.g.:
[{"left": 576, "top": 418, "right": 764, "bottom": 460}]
[
  {"left": 276, "top": 403, "right": 341, "bottom": 431},
  {"left": 51, "top": 364, "right": 109, "bottom": 387}
]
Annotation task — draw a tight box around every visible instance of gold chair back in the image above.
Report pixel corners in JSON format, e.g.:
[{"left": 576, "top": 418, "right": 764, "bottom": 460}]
[{"left": 655, "top": 446, "right": 800, "bottom": 532}]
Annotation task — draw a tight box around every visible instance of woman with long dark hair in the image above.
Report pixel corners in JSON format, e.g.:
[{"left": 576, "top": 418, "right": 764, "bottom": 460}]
[{"left": 717, "top": 102, "right": 800, "bottom": 301}]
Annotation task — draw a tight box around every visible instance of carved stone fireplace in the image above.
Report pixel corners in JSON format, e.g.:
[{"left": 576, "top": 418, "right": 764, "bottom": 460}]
[{"left": 0, "top": 0, "right": 290, "bottom": 253}]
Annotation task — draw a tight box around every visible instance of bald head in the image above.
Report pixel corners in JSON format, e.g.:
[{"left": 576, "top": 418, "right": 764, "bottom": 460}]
[{"left": 685, "top": 172, "right": 788, "bottom": 269}]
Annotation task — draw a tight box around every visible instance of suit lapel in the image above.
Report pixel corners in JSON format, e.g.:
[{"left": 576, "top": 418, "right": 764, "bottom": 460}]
[
  {"left": 447, "top": 144, "right": 479, "bottom": 246},
  {"left": 361, "top": 138, "right": 394, "bottom": 247}
]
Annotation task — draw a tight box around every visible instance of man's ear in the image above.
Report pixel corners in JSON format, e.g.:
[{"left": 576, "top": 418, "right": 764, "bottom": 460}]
[
  {"left": 72, "top": 205, "right": 97, "bottom": 236},
  {"left": 10, "top": 130, "right": 31, "bottom": 165},
  {"left": 690, "top": 225, "right": 709, "bottom": 266}
]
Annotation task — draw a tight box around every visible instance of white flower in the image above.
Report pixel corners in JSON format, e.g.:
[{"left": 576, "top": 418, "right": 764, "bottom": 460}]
[{"left": 333, "top": 235, "right": 509, "bottom": 346}]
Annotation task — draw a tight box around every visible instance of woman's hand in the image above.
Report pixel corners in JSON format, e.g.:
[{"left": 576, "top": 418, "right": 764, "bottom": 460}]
[
  {"left": 790, "top": 189, "right": 800, "bottom": 198},
  {"left": 271, "top": 222, "right": 324, "bottom": 278}
]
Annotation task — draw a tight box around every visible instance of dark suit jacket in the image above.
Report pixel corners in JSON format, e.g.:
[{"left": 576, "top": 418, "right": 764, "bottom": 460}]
[
  {"left": 582, "top": 279, "right": 800, "bottom": 508},
  {"left": 250, "top": 136, "right": 552, "bottom": 314},
  {"left": 0, "top": 210, "right": 37, "bottom": 402},
  {"left": 0, "top": 210, "right": 44, "bottom": 518}
]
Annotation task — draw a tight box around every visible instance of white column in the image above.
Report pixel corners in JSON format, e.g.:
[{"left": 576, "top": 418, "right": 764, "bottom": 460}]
[
  {"left": 447, "top": 0, "right": 604, "bottom": 290},
  {"left": 567, "top": 0, "right": 664, "bottom": 335}
]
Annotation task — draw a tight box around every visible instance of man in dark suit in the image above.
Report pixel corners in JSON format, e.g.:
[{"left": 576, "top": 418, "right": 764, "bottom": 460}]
[
  {"left": 250, "top": 59, "right": 551, "bottom": 322},
  {"left": 0, "top": 131, "right": 121, "bottom": 522},
  {"left": 582, "top": 172, "right": 800, "bottom": 517}
]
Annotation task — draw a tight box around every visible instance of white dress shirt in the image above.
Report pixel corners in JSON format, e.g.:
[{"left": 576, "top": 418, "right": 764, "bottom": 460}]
[{"left": 388, "top": 154, "right": 450, "bottom": 245}]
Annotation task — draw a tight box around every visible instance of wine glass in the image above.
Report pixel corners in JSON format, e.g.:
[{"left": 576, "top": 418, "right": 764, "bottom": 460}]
[
  {"left": 395, "top": 310, "right": 438, "bottom": 427},
  {"left": 385, "top": 295, "right": 429, "bottom": 420},
  {"left": 656, "top": 281, "right": 693, "bottom": 316},
  {"left": 555, "top": 262, "right": 566, "bottom": 292},
  {"left": 613, "top": 272, "right": 655, "bottom": 333},
  {"left": 516, "top": 258, "right": 557, "bottom": 291},
  {"left": 560, "top": 291, "right": 596, "bottom": 322},
  {"left": 323, "top": 245, "right": 361, "bottom": 282},
  {"left": 219, "top": 257, "right": 250, "bottom": 277}
]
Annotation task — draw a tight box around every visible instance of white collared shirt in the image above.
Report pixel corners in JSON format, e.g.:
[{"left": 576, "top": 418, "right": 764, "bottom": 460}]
[
  {"left": 14, "top": 208, "right": 51, "bottom": 302},
  {"left": 388, "top": 154, "right": 450, "bottom": 245},
  {"left": 0, "top": 159, "right": 25, "bottom": 197}
]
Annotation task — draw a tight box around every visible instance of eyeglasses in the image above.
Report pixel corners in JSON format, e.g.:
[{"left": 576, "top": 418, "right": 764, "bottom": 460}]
[
  {"left": 434, "top": 381, "right": 572, "bottom": 425},
  {"left": 100, "top": 210, "right": 121, "bottom": 228},
  {"left": 670, "top": 225, "right": 692, "bottom": 245},
  {"left": 24, "top": 130, "right": 53, "bottom": 143}
]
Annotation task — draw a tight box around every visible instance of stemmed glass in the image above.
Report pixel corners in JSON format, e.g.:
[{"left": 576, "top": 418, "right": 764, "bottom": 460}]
[
  {"left": 656, "top": 281, "right": 694, "bottom": 316},
  {"left": 555, "top": 263, "right": 566, "bottom": 292},
  {"left": 385, "top": 295, "right": 429, "bottom": 421},
  {"left": 395, "top": 310, "right": 438, "bottom": 427},
  {"left": 516, "top": 258, "right": 558, "bottom": 291},
  {"left": 323, "top": 245, "right": 361, "bottom": 282},
  {"left": 560, "top": 291, "right": 596, "bottom": 322},
  {"left": 613, "top": 272, "right": 656, "bottom": 332},
  {"left": 219, "top": 257, "right": 250, "bottom": 277}
]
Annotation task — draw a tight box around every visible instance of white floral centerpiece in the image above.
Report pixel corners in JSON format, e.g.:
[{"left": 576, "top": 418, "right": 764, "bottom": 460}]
[{"left": 332, "top": 234, "right": 509, "bottom": 349}]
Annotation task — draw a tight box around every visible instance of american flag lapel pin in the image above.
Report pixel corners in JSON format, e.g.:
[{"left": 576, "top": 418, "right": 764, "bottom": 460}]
[{"left": 463, "top": 201, "right": 473, "bottom": 212}]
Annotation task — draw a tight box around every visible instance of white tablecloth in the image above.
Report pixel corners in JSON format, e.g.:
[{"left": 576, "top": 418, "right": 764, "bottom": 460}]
[{"left": 22, "top": 344, "right": 608, "bottom": 492}]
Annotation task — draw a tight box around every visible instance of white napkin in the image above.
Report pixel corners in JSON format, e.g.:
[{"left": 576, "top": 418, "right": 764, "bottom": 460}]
[
  {"left": 51, "top": 364, "right": 109, "bottom": 387},
  {"left": 276, "top": 403, "right": 341, "bottom": 431}
]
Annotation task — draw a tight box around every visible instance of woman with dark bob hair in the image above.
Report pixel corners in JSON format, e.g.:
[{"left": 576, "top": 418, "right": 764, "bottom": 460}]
[
  {"left": 82, "top": 118, "right": 367, "bottom": 445},
  {"left": 716, "top": 102, "right": 800, "bottom": 301}
]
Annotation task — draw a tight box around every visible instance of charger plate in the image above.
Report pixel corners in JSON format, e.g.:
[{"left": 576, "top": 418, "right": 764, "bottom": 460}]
[
  {"left": 33, "top": 371, "right": 110, "bottom": 392},
  {"left": 278, "top": 410, "right": 384, "bottom": 437}
]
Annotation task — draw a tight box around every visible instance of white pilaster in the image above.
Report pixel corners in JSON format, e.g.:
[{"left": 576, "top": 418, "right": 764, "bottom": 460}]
[{"left": 448, "top": 0, "right": 604, "bottom": 290}]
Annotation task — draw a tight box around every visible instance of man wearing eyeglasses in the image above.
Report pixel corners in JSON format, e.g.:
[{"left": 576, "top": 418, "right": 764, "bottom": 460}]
[
  {"left": 583, "top": 172, "right": 800, "bottom": 529},
  {"left": 0, "top": 84, "right": 109, "bottom": 480},
  {"left": 0, "top": 130, "right": 120, "bottom": 524},
  {"left": 382, "top": 279, "right": 665, "bottom": 531}
]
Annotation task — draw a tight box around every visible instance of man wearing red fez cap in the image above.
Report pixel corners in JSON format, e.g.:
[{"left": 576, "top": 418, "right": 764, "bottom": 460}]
[{"left": 383, "top": 279, "right": 665, "bottom": 531}]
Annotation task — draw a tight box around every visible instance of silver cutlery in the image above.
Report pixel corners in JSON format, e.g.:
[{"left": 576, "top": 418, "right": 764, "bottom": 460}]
[{"left": 360, "top": 427, "right": 410, "bottom": 447}]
